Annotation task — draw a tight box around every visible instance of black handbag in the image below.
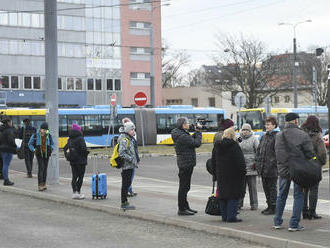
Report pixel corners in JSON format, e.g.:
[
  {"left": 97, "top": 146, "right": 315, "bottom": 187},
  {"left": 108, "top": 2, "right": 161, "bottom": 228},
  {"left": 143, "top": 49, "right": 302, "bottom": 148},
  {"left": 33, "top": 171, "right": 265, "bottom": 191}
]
[
  {"left": 205, "top": 181, "right": 221, "bottom": 216},
  {"left": 282, "top": 131, "right": 321, "bottom": 188}
]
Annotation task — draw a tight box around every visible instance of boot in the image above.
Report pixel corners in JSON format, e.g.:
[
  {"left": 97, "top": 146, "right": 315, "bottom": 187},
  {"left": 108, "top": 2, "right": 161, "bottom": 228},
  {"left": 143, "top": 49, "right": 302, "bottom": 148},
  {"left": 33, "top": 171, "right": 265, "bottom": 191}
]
[
  {"left": 38, "top": 184, "right": 44, "bottom": 191},
  {"left": 3, "top": 179, "right": 14, "bottom": 186},
  {"left": 303, "top": 209, "right": 311, "bottom": 219},
  {"left": 309, "top": 210, "right": 322, "bottom": 219},
  {"left": 263, "top": 205, "right": 275, "bottom": 215},
  {"left": 261, "top": 207, "right": 269, "bottom": 214}
]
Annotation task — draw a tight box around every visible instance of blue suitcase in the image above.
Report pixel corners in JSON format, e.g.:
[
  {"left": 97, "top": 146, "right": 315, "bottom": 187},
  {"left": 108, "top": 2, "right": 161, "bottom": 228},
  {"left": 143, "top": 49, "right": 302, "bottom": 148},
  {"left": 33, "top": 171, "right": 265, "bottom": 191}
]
[{"left": 92, "top": 173, "right": 107, "bottom": 200}]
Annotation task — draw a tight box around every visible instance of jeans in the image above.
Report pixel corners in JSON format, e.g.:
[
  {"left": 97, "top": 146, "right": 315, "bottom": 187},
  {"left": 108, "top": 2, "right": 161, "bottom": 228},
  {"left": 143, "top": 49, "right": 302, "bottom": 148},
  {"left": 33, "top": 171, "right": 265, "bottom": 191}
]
[
  {"left": 121, "top": 169, "right": 133, "bottom": 203},
  {"left": 274, "top": 177, "right": 304, "bottom": 228},
  {"left": 24, "top": 149, "right": 34, "bottom": 174},
  {"left": 239, "top": 175, "right": 258, "bottom": 208},
  {"left": 262, "top": 177, "right": 278, "bottom": 208},
  {"left": 128, "top": 168, "right": 135, "bottom": 194},
  {"left": 219, "top": 199, "right": 239, "bottom": 222},
  {"left": 71, "top": 164, "right": 86, "bottom": 193},
  {"left": 1, "top": 152, "right": 13, "bottom": 181},
  {"left": 37, "top": 156, "right": 49, "bottom": 185},
  {"left": 178, "top": 167, "right": 194, "bottom": 211}
]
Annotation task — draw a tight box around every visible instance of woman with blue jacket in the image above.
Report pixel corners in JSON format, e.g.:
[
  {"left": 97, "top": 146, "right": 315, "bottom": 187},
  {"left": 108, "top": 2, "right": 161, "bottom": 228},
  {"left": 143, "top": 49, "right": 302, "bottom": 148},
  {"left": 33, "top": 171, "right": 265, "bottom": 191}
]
[{"left": 28, "top": 122, "right": 54, "bottom": 191}]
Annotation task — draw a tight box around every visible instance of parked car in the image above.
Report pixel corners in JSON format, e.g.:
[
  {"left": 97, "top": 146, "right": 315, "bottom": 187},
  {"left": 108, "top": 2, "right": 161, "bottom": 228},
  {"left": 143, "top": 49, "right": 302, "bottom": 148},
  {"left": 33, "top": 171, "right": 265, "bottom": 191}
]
[{"left": 323, "top": 135, "right": 329, "bottom": 148}]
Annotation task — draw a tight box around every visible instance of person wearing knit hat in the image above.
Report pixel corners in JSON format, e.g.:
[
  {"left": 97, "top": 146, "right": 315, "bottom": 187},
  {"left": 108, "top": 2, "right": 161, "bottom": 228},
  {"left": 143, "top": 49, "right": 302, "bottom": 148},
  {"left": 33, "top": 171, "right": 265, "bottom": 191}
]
[
  {"left": 118, "top": 121, "right": 139, "bottom": 210},
  {"left": 238, "top": 123, "right": 259, "bottom": 211},
  {"left": 213, "top": 118, "right": 235, "bottom": 144},
  {"left": 28, "top": 122, "right": 54, "bottom": 191},
  {"left": 64, "top": 123, "right": 88, "bottom": 200}
]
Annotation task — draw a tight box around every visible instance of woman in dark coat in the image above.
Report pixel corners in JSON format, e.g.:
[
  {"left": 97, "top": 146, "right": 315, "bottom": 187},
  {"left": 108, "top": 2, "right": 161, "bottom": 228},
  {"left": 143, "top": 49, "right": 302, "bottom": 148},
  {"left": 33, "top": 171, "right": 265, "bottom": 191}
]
[
  {"left": 0, "top": 118, "right": 17, "bottom": 186},
  {"left": 64, "top": 124, "right": 89, "bottom": 200},
  {"left": 212, "top": 126, "right": 246, "bottom": 222},
  {"left": 301, "top": 116, "right": 327, "bottom": 219}
]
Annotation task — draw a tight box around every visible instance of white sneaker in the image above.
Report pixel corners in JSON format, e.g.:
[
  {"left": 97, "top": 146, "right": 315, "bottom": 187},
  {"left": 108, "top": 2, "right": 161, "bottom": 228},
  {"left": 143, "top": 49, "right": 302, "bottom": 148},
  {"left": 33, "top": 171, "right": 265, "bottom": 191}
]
[
  {"left": 78, "top": 194, "right": 85, "bottom": 200},
  {"left": 72, "top": 192, "right": 80, "bottom": 199}
]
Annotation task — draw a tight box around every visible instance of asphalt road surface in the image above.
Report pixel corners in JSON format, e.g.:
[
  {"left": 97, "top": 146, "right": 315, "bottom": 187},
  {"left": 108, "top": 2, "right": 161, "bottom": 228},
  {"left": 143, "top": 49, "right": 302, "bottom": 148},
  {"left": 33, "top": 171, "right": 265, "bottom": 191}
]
[{"left": 0, "top": 192, "right": 265, "bottom": 248}]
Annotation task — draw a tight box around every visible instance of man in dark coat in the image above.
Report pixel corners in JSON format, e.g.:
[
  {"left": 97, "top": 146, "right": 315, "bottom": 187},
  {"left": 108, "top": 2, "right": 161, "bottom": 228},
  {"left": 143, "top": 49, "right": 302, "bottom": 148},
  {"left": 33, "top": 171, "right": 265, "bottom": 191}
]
[
  {"left": 212, "top": 126, "right": 246, "bottom": 222},
  {"left": 18, "top": 118, "right": 36, "bottom": 178},
  {"left": 256, "top": 116, "right": 279, "bottom": 215},
  {"left": 171, "top": 117, "right": 202, "bottom": 216},
  {"left": 274, "top": 113, "right": 315, "bottom": 232},
  {"left": 0, "top": 118, "right": 17, "bottom": 186}
]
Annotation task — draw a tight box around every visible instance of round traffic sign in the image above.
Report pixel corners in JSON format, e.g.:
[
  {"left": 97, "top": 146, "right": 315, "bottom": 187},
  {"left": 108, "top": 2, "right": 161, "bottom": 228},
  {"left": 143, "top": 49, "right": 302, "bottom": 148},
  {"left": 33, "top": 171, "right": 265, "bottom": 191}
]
[
  {"left": 234, "top": 92, "right": 246, "bottom": 108},
  {"left": 110, "top": 93, "right": 116, "bottom": 106},
  {"left": 134, "top": 92, "right": 147, "bottom": 107}
]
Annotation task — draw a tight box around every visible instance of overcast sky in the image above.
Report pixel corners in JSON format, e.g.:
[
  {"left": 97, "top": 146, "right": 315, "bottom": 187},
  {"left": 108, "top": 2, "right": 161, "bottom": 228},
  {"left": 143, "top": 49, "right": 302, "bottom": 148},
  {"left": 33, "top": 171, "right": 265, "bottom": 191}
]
[{"left": 161, "top": 0, "right": 330, "bottom": 71}]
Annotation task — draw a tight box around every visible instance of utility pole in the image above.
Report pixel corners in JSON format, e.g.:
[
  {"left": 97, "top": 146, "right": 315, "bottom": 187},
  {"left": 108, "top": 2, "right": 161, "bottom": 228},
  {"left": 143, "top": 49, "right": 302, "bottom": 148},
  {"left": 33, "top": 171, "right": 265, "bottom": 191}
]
[
  {"left": 44, "top": 0, "right": 59, "bottom": 184},
  {"left": 149, "top": 3, "right": 155, "bottom": 107},
  {"left": 312, "top": 66, "right": 317, "bottom": 114},
  {"left": 293, "top": 37, "right": 298, "bottom": 108}
]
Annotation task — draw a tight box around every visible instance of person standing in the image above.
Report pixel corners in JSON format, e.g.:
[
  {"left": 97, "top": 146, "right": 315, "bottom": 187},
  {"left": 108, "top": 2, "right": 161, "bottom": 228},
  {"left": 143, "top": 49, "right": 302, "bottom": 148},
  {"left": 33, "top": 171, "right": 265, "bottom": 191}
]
[
  {"left": 273, "top": 113, "right": 315, "bottom": 231},
  {"left": 118, "top": 122, "right": 139, "bottom": 210},
  {"left": 256, "top": 116, "right": 279, "bottom": 215},
  {"left": 171, "top": 117, "right": 202, "bottom": 216},
  {"left": 212, "top": 126, "right": 246, "bottom": 222},
  {"left": 64, "top": 124, "right": 89, "bottom": 200},
  {"left": 238, "top": 123, "right": 259, "bottom": 210},
  {"left": 301, "top": 116, "right": 327, "bottom": 219},
  {"left": 213, "top": 119, "right": 234, "bottom": 144},
  {"left": 18, "top": 119, "right": 36, "bottom": 178},
  {"left": 28, "top": 122, "right": 54, "bottom": 191},
  {"left": 0, "top": 118, "right": 17, "bottom": 186}
]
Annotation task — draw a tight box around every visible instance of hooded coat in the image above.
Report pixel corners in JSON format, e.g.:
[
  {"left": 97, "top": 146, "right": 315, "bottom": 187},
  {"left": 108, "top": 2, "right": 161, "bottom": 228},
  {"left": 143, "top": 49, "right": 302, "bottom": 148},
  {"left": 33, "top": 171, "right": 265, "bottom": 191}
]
[
  {"left": 212, "top": 138, "right": 246, "bottom": 200},
  {"left": 171, "top": 128, "right": 202, "bottom": 169},
  {"left": 302, "top": 128, "right": 327, "bottom": 166},
  {"left": 64, "top": 129, "right": 89, "bottom": 166},
  {"left": 239, "top": 132, "right": 259, "bottom": 176},
  {"left": 0, "top": 123, "right": 17, "bottom": 154}
]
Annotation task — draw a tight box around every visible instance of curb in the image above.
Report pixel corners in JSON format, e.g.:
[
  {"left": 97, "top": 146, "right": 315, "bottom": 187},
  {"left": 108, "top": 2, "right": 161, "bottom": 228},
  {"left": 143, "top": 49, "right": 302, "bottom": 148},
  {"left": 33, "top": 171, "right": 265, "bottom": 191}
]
[{"left": 0, "top": 184, "right": 327, "bottom": 248}]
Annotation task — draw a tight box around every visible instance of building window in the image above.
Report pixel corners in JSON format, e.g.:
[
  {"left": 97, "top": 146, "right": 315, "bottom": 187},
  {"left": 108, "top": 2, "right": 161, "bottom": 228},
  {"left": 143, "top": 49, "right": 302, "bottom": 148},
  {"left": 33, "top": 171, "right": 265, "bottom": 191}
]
[
  {"left": 274, "top": 96, "right": 280, "bottom": 103},
  {"left": 129, "top": 21, "right": 151, "bottom": 29},
  {"left": 75, "top": 78, "right": 82, "bottom": 90},
  {"left": 107, "top": 79, "right": 113, "bottom": 90},
  {"left": 191, "top": 98, "right": 198, "bottom": 107},
  {"left": 24, "top": 77, "right": 32, "bottom": 89},
  {"left": 130, "top": 72, "right": 150, "bottom": 79},
  {"left": 0, "top": 76, "right": 9, "bottom": 88},
  {"left": 95, "top": 79, "right": 102, "bottom": 90},
  {"left": 11, "top": 76, "right": 19, "bottom": 88},
  {"left": 87, "top": 78, "right": 94, "bottom": 90},
  {"left": 0, "top": 11, "right": 9, "bottom": 25},
  {"left": 209, "top": 97, "right": 215, "bottom": 107},
  {"left": 166, "top": 99, "right": 183, "bottom": 105},
  {"left": 58, "top": 78, "right": 62, "bottom": 90},
  {"left": 284, "top": 95, "right": 290, "bottom": 103},
  {"left": 33, "top": 77, "right": 41, "bottom": 89},
  {"left": 67, "top": 78, "right": 74, "bottom": 90},
  {"left": 130, "top": 47, "right": 150, "bottom": 55},
  {"left": 115, "top": 79, "right": 121, "bottom": 91}
]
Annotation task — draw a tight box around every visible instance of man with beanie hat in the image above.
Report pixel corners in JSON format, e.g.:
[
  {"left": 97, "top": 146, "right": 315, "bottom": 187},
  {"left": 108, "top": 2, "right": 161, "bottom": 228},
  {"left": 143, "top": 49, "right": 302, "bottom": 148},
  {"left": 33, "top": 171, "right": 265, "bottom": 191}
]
[
  {"left": 273, "top": 113, "right": 315, "bottom": 231},
  {"left": 118, "top": 121, "right": 139, "bottom": 210},
  {"left": 171, "top": 117, "right": 202, "bottom": 216},
  {"left": 28, "top": 122, "right": 54, "bottom": 191},
  {"left": 64, "top": 123, "right": 88, "bottom": 200}
]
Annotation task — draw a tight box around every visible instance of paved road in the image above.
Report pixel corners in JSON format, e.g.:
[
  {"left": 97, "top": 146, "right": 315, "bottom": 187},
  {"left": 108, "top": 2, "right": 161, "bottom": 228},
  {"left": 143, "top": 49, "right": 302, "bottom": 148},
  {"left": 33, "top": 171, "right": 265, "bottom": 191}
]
[{"left": 0, "top": 192, "right": 266, "bottom": 248}]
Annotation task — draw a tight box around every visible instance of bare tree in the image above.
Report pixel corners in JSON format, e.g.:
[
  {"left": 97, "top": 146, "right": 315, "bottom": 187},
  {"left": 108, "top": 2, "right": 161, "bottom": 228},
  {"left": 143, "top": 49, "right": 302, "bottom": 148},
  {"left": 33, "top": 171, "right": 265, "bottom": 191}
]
[
  {"left": 316, "top": 51, "right": 329, "bottom": 106},
  {"left": 210, "top": 34, "right": 279, "bottom": 108},
  {"left": 185, "top": 68, "right": 208, "bottom": 87},
  {"left": 162, "top": 42, "right": 191, "bottom": 88}
]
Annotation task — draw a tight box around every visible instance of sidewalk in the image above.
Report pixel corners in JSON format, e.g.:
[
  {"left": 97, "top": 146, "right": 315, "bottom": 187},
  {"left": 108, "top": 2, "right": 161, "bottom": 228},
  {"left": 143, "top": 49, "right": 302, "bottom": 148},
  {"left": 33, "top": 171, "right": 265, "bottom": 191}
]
[{"left": 1, "top": 170, "right": 329, "bottom": 248}]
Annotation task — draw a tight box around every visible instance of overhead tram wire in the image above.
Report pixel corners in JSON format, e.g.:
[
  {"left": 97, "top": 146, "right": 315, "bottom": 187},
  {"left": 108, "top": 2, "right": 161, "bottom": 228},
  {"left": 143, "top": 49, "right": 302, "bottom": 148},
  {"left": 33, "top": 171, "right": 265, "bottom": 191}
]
[
  {"left": 0, "top": 0, "right": 170, "bottom": 14},
  {"left": 164, "top": 0, "right": 285, "bottom": 32}
]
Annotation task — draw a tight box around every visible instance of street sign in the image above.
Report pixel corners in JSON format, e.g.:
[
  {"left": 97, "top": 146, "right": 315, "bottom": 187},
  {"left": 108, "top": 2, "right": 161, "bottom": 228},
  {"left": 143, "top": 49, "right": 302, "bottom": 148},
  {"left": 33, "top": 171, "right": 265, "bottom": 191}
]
[
  {"left": 234, "top": 92, "right": 246, "bottom": 108},
  {"left": 134, "top": 91, "right": 147, "bottom": 107},
  {"left": 110, "top": 93, "right": 117, "bottom": 106}
]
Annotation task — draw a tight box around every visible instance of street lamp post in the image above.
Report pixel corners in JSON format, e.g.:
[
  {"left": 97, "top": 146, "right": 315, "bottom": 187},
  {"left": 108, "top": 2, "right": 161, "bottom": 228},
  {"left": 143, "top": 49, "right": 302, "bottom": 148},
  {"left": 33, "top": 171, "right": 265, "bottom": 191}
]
[{"left": 279, "top": 20, "right": 312, "bottom": 108}]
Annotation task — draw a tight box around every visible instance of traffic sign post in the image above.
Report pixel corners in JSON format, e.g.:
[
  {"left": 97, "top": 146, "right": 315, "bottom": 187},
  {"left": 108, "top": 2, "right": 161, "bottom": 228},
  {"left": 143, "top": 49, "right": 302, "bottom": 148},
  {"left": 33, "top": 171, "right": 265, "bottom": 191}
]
[
  {"left": 234, "top": 92, "right": 246, "bottom": 130},
  {"left": 134, "top": 92, "right": 147, "bottom": 147}
]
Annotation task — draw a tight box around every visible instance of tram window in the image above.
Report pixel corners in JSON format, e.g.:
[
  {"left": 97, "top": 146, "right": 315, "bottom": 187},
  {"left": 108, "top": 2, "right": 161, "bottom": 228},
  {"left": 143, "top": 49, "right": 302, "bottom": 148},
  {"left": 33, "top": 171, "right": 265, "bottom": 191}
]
[
  {"left": 166, "top": 114, "right": 178, "bottom": 132},
  {"left": 240, "top": 111, "right": 263, "bottom": 130},
  {"left": 101, "top": 115, "right": 111, "bottom": 134},
  {"left": 59, "top": 115, "right": 68, "bottom": 137},
  {"left": 207, "top": 114, "right": 218, "bottom": 131},
  {"left": 67, "top": 115, "right": 84, "bottom": 132},
  {"left": 84, "top": 115, "right": 102, "bottom": 135},
  {"left": 156, "top": 114, "right": 167, "bottom": 134}
]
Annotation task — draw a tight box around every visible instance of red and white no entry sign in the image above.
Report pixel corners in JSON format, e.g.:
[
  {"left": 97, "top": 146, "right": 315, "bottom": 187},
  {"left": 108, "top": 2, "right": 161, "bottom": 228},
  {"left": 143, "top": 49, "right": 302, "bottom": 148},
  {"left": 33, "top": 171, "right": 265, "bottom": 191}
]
[
  {"left": 110, "top": 93, "right": 116, "bottom": 106},
  {"left": 134, "top": 92, "right": 147, "bottom": 107}
]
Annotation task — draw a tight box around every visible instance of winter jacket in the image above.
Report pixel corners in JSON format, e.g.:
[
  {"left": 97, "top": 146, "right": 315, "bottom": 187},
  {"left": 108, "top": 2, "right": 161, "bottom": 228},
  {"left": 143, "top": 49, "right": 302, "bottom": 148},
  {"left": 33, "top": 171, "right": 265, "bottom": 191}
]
[
  {"left": 256, "top": 130, "right": 278, "bottom": 178},
  {"left": 18, "top": 125, "right": 36, "bottom": 148},
  {"left": 275, "top": 123, "right": 315, "bottom": 179},
  {"left": 213, "top": 130, "right": 224, "bottom": 144},
  {"left": 28, "top": 131, "right": 54, "bottom": 159},
  {"left": 171, "top": 128, "right": 202, "bottom": 169},
  {"left": 119, "top": 126, "right": 140, "bottom": 163},
  {"left": 63, "top": 130, "right": 89, "bottom": 166},
  {"left": 0, "top": 124, "right": 17, "bottom": 154},
  {"left": 239, "top": 132, "right": 259, "bottom": 176},
  {"left": 302, "top": 128, "right": 327, "bottom": 166},
  {"left": 212, "top": 138, "right": 246, "bottom": 200},
  {"left": 118, "top": 133, "right": 138, "bottom": 170}
]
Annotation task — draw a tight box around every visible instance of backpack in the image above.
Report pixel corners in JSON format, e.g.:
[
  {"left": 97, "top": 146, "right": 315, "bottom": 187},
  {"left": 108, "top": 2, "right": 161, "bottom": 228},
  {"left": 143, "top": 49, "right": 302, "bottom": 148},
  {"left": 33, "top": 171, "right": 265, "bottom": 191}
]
[
  {"left": 64, "top": 139, "right": 79, "bottom": 162},
  {"left": 110, "top": 137, "right": 129, "bottom": 169}
]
